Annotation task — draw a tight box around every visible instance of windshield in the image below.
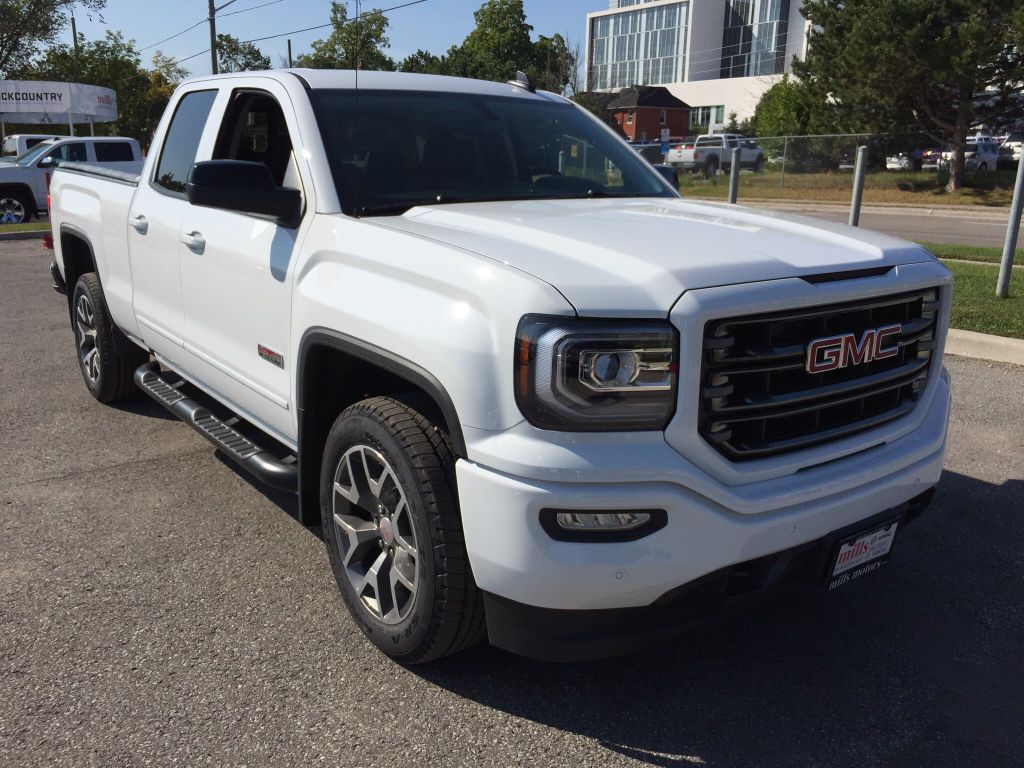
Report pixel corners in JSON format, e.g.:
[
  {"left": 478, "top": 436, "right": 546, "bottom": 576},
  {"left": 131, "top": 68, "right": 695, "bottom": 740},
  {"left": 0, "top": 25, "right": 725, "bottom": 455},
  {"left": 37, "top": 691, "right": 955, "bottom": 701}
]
[
  {"left": 309, "top": 89, "right": 674, "bottom": 216},
  {"left": 14, "top": 141, "right": 56, "bottom": 165}
]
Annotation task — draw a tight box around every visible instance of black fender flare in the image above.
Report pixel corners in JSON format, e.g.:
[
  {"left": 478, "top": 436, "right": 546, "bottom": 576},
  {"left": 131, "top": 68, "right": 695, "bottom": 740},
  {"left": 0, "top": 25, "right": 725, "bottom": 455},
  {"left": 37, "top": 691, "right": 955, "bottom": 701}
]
[{"left": 295, "top": 327, "right": 468, "bottom": 525}]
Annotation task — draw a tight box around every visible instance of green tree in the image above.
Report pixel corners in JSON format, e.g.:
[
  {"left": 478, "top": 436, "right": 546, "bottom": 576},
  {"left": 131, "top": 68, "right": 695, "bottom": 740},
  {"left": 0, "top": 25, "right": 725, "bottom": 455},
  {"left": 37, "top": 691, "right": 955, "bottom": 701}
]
[
  {"left": 457, "top": 0, "right": 535, "bottom": 82},
  {"left": 216, "top": 33, "right": 270, "bottom": 73},
  {"left": 24, "top": 30, "right": 151, "bottom": 140},
  {"left": 0, "top": 0, "right": 105, "bottom": 78},
  {"left": 795, "top": 0, "right": 1024, "bottom": 191},
  {"left": 750, "top": 75, "right": 810, "bottom": 137},
  {"left": 295, "top": 2, "right": 394, "bottom": 71},
  {"left": 398, "top": 49, "right": 447, "bottom": 75},
  {"left": 531, "top": 33, "right": 574, "bottom": 94}
]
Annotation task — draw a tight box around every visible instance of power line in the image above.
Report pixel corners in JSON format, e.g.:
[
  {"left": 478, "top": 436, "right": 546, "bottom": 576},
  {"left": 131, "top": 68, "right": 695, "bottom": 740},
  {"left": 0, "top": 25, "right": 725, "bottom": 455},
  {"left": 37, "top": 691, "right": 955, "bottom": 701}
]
[
  {"left": 152, "top": 0, "right": 429, "bottom": 72},
  {"left": 138, "top": 0, "right": 290, "bottom": 53}
]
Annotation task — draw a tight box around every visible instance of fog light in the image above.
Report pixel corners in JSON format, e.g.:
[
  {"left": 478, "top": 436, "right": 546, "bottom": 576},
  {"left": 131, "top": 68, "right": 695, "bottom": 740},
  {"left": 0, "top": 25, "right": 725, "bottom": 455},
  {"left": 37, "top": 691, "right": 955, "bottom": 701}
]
[
  {"left": 540, "top": 508, "right": 668, "bottom": 542},
  {"left": 555, "top": 511, "right": 651, "bottom": 531}
]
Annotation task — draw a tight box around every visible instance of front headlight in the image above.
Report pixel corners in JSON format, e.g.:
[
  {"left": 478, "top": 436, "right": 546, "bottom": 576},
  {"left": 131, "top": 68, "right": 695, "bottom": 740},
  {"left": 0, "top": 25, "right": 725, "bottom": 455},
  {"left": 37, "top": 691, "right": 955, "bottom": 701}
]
[{"left": 514, "top": 314, "right": 679, "bottom": 431}]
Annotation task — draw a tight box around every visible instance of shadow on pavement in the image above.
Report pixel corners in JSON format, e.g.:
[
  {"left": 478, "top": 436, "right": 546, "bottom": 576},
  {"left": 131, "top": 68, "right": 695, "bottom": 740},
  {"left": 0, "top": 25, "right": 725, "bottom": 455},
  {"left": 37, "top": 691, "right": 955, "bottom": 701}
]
[{"left": 413, "top": 470, "right": 1023, "bottom": 767}]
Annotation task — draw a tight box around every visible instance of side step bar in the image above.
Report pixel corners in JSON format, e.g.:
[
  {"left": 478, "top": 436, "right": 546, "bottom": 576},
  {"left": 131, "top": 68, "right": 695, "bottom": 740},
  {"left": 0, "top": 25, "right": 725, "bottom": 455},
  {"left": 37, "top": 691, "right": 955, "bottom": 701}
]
[{"left": 134, "top": 362, "right": 298, "bottom": 492}]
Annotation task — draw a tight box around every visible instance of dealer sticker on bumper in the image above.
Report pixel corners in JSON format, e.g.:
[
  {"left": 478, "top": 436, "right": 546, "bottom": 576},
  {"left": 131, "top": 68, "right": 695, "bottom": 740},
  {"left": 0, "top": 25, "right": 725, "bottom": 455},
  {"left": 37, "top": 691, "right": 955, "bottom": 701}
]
[{"left": 827, "top": 520, "right": 899, "bottom": 590}]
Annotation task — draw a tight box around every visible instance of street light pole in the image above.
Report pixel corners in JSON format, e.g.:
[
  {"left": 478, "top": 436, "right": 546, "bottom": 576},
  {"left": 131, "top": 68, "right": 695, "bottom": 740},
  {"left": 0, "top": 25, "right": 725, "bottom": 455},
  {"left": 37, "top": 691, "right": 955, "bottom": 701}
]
[{"left": 208, "top": 0, "right": 241, "bottom": 75}]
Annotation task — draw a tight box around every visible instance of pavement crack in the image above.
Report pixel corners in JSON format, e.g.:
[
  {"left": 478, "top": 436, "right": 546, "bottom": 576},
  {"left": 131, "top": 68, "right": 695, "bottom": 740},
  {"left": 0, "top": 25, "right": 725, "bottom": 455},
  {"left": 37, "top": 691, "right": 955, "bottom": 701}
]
[{"left": 2, "top": 448, "right": 211, "bottom": 491}]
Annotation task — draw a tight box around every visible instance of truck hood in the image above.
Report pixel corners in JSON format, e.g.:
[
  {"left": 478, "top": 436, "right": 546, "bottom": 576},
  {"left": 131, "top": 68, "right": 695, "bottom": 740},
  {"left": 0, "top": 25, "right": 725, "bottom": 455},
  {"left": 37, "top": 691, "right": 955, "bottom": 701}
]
[{"left": 371, "top": 197, "right": 935, "bottom": 314}]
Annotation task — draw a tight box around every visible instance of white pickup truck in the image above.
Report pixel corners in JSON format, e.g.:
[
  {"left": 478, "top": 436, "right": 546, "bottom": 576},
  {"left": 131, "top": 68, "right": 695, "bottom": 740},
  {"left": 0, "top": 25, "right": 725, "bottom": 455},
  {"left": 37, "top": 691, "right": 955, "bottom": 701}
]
[
  {"left": 48, "top": 70, "right": 951, "bottom": 663},
  {"left": 669, "top": 133, "right": 765, "bottom": 175},
  {"left": 0, "top": 136, "right": 142, "bottom": 224}
]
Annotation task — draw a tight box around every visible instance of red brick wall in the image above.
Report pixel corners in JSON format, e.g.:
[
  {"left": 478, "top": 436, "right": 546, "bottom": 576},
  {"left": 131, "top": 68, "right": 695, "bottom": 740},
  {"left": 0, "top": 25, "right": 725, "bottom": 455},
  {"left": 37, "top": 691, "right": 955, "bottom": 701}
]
[{"left": 611, "top": 107, "right": 689, "bottom": 141}]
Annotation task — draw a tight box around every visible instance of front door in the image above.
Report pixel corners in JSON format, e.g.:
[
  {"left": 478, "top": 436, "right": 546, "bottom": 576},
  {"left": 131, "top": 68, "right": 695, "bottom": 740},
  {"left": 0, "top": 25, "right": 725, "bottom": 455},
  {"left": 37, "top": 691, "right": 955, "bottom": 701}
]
[{"left": 178, "top": 85, "right": 306, "bottom": 441}]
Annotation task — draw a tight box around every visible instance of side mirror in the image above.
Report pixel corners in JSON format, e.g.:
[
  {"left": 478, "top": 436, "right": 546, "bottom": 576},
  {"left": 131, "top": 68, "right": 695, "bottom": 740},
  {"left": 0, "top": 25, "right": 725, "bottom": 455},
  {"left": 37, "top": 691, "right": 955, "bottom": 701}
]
[
  {"left": 653, "top": 163, "right": 679, "bottom": 190},
  {"left": 186, "top": 160, "right": 301, "bottom": 227},
  {"left": 38, "top": 156, "right": 57, "bottom": 168}
]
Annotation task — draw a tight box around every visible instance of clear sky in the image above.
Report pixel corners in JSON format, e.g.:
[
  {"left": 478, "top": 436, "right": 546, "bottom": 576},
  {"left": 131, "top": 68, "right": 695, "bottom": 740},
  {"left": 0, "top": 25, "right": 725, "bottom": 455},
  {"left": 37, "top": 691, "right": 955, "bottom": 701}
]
[{"left": 72, "top": 0, "right": 605, "bottom": 76}]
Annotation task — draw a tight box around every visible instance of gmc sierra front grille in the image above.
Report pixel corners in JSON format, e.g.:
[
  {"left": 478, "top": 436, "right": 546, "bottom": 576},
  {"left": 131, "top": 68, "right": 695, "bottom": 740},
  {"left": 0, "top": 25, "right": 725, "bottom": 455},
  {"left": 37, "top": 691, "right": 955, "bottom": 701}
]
[{"left": 699, "top": 289, "right": 940, "bottom": 460}]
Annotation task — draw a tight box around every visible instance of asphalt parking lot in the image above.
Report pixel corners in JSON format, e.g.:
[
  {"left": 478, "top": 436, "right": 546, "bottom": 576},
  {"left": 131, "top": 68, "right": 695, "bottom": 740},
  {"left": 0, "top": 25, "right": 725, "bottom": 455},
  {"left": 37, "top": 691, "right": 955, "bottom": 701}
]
[{"left": 2, "top": 238, "right": 1022, "bottom": 767}]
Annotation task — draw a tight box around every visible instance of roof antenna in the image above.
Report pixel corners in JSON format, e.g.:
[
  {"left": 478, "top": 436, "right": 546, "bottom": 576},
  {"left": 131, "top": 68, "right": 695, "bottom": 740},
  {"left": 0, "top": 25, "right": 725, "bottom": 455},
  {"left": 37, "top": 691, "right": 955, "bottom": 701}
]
[{"left": 507, "top": 70, "right": 535, "bottom": 93}]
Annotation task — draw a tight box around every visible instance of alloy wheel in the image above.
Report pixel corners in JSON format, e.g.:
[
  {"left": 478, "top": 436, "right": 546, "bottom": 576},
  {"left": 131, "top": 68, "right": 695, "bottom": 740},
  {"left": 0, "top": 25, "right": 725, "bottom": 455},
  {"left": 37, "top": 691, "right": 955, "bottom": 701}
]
[
  {"left": 0, "top": 197, "right": 26, "bottom": 224},
  {"left": 76, "top": 293, "right": 100, "bottom": 384},
  {"left": 332, "top": 444, "right": 419, "bottom": 624}
]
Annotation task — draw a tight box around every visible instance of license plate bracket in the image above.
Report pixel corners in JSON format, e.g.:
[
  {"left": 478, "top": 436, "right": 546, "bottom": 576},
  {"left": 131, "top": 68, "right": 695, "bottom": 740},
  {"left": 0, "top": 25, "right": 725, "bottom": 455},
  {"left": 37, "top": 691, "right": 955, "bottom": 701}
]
[{"left": 825, "top": 517, "right": 901, "bottom": 591}]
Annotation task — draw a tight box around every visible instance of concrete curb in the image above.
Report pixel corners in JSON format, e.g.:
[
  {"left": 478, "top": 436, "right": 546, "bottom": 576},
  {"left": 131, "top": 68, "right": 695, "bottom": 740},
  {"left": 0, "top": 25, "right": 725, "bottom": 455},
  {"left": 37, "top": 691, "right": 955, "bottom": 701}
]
[
  {"left": 0, "top": 230, "right": 46, "bottom": 242},
  {"left": 742, "top": 200, "right": 1011, "bottom": 222},
  {"left": 946, "top": 328, "right": 1024, "bottom": 366}
]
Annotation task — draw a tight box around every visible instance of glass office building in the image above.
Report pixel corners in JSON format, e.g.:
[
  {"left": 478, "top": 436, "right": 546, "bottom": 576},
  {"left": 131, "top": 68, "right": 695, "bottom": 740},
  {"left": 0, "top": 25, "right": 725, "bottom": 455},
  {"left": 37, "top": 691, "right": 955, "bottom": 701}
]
[
  {"left": 588, "top": 1, "right": 689, "bottom": 91},
  {"left": 720, "top": 0, "right": 791, "bottom": 78}
]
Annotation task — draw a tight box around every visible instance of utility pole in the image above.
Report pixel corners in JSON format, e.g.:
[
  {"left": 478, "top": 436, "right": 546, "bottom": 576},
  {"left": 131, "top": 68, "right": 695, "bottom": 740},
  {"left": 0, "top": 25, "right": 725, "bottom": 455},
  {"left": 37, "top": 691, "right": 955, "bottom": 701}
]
[
  {"left": 71, "top": 14, "right": 80, "bottom": 54},
  {"left": 208, "top": 0, "right": 241, "bottom": 75}
]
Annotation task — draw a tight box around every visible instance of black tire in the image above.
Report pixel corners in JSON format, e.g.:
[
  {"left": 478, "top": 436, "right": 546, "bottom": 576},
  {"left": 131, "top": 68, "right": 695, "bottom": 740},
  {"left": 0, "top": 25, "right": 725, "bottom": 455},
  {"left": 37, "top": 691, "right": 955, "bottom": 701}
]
[
  {"left": 71, "top": 273, "right": 148, "bottom": 403},
  {"left": 978, "top": 162, "right": 988, "bottom": 171},
  {"left": 704, "top": 158, "right": 719, "bottom": 179},
  {"left": 754, "top": 156, "right": 765, "bottom": 173},
  {"left": 0, "top": 189, "right": 33, "bottom": 224},
  {"left": 320, "top": 396, "right": 485, "bottom": 664}
]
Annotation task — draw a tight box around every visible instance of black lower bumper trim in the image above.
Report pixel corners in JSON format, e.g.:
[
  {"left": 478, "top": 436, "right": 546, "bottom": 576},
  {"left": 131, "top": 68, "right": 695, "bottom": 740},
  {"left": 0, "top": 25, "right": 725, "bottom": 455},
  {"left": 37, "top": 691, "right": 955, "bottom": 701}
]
[{"left": 484, "top": 489, "right": 934, "bottom": 662}]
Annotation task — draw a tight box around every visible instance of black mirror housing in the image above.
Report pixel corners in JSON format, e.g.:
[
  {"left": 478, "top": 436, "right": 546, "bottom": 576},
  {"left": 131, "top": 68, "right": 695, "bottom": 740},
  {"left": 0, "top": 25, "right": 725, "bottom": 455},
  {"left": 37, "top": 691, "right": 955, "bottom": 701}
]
[{"left": 186, "top": 160, "right": 301, "bottom": 227}]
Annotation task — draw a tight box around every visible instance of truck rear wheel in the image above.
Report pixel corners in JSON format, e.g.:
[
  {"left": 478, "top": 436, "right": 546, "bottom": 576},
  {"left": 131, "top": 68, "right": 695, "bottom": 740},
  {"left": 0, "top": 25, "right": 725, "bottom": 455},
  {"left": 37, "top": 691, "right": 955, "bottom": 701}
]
[
  {"left": 71, "top": 273, "right": 148, "bottom": 403},
  {"left": 320, "top": 396, "right": 485, "bottom": 664},
  {"left": 703, "top": 157, "right": 719, "bottom": 179}
]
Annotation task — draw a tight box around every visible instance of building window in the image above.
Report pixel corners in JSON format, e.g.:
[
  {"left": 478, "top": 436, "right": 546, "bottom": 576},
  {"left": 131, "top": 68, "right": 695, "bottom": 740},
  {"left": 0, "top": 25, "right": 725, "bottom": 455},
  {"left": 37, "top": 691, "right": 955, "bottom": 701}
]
[
  {"left": 659, "top": 109, "right": 667, "bottom": 125},
  {"left": 689, "top": 105, "right": 726, "bottom": 130},
  {"left": 720, "top": 0, "right": 790, "bottom": 78},
  {"left": 626, "top": 110, "right": 634, "bottom": 124},
  {"left": 588, "top": 1, "right": 689, "bottom": 91}
]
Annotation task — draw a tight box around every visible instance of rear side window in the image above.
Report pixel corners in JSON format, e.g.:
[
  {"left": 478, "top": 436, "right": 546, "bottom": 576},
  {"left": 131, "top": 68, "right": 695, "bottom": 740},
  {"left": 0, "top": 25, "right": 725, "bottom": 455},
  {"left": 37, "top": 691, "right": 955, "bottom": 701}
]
[
  {"left": 94, "top": 142, "right": 134, "bottom": 162},
  {"left": 696, "top": 136, "right": 719, "bottom": 147},
  {"left": 154, "top": 89, "right": 217, "bottom": 193}
]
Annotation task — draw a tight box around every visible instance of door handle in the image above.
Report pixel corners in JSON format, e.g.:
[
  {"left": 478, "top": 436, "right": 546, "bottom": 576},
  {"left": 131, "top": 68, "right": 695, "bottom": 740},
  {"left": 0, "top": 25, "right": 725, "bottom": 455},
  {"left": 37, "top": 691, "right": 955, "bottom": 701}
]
[
  {"left": 180, "top": 231, "right": 206, "bottom": 252},
  {"left": 129, "top": 214, "right": 148, "bottom": 234}
]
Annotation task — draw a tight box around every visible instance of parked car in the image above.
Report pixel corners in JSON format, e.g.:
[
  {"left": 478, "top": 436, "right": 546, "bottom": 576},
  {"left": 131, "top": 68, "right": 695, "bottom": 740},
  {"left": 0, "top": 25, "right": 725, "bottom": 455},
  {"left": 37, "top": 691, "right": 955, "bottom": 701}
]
[
  {"left": 0, "top": 136, "right": 143, "bottom": 224},
  {"left": 1, "top": 133, "right": 60, "bottom": 159},
  {"left": 942, "top": 140, "right": 999, "bottom": 171},
  {"left": 921, "top": 147, "right": 948, "bottom": 170},
  {"left": 999, "top": 133, "right": 1023, "bottom": 163},
  {"left": 670, "top": 133, "right": 764, "bottom": 175},
  {"left": 885, "top": 148, "right": 932, "bottom": 171},
  {"left": 48, "top": 69, "right": 951, "bottom": 664}
]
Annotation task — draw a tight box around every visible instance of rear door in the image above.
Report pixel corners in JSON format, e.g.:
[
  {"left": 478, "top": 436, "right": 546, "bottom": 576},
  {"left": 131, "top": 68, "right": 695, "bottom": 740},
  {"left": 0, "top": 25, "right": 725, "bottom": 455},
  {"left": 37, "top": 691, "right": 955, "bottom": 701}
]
[
  {"left": 177, "top": 82, "right": 308, "bottom": 440},
  {"left": 128, "top": 88, "right": 219, "bottom": 361},
  {"left": 33, "top": 140, "right": 86, "bottom": 207}
]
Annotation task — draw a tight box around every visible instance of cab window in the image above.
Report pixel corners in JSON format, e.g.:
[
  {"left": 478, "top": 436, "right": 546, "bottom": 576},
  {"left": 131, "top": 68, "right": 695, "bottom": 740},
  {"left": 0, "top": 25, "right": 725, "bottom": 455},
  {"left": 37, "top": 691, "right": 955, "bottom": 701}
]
[
  {"left": 44, "top": 142, "right": 87, "bottom": 163},
  {"left": 154, "top": 89, "right": 218, "bottom": 194},
  {"left": 213, "top": 90, "right": 299, "bottom": 190}
]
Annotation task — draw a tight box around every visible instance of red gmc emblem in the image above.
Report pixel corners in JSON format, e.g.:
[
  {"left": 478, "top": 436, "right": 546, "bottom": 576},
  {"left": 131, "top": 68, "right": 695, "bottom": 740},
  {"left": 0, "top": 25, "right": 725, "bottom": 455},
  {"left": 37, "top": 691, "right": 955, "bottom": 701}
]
[{"left": 805, "top": 323, "right": 901, "bottom": 374}]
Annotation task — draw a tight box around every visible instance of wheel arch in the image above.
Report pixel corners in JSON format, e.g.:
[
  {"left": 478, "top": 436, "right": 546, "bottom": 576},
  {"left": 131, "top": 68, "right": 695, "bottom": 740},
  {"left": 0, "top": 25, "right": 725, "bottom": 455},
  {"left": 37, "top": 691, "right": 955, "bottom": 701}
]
[
  {"left": 58, "top": 225, "right": 98, "bottom": 317},
  {"left": 296, "top": 328, "right": 467, "bottom": 525}
]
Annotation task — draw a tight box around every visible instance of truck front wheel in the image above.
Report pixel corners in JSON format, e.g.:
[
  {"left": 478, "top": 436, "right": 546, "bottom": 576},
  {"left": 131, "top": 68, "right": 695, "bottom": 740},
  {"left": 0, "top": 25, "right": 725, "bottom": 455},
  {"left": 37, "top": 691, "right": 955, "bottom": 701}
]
[
  {"left": 320, "top": 396, "right": 485, "bottom": 663},
  {"left": 71, "top": 273, "right": 147, "bottom": 403}
]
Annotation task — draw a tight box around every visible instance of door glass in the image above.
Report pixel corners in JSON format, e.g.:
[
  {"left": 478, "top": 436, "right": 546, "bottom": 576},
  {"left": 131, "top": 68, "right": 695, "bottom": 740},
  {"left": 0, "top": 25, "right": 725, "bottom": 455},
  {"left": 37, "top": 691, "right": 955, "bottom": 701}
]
[
  {"left": 45, "top": 142, "right": 86, "bottom": 162},
  {"left": 154, "top": 89, "right": 218, "bottom": 194},
  {"left": 95, "top": 142, "right": 134, "bottom": 162},
  {"left": 213, "top": 91, "right": 296, "bottom": 188}
]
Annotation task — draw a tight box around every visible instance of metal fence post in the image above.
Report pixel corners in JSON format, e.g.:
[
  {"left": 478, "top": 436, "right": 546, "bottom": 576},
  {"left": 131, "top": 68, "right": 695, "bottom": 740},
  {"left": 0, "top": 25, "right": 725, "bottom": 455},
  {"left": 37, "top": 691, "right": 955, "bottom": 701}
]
[
  {"left": 728, "top": 147, "right": 741, "bottom": 204},
  {"left": 849, "top": 146, "right": 868, "bottom": 226},
  {"left": 997, "top": 151, "right": 1024, "bottom": 298},
  {"left": 780, "top": 136, "right": 788, "bottom": 188}
]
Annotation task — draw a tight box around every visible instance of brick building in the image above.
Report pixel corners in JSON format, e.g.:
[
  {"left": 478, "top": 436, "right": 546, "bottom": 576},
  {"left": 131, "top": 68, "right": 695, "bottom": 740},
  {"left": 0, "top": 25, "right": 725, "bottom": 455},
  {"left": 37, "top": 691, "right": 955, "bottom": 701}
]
[{"left": 606, "top": 86, "right": 691, "bottom": 142}]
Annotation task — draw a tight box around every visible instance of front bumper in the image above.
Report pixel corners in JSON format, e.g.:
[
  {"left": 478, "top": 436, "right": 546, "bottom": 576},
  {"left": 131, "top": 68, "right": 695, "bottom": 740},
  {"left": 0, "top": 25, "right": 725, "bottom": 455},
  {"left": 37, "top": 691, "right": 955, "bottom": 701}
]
[
  {"left": 455, "top": 363, "right": 949, "bottom": 658},
  {"left": 482, "top": 490, "right": 934, "bottom": 662}
]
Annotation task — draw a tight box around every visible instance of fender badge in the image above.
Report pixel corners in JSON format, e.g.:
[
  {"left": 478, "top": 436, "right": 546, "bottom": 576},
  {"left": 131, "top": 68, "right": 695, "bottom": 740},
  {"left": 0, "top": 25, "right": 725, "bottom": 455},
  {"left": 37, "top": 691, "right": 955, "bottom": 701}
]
[{"left": 258, "top": 344, "right": 284, "bottom": 368}]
